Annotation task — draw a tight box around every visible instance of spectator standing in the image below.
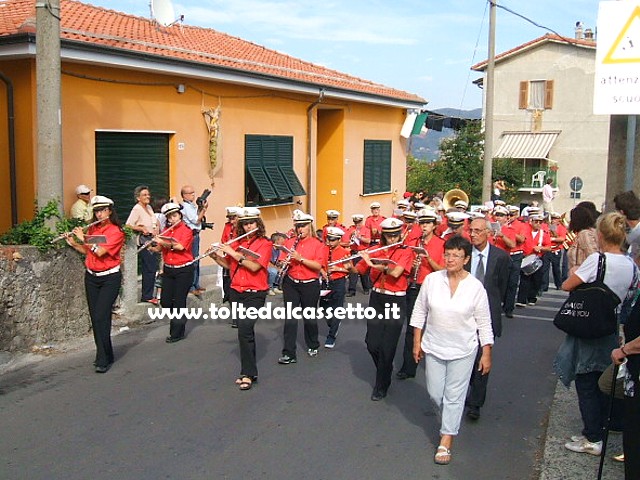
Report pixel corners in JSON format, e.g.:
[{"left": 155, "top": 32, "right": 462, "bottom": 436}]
[
  {"left": 180, "top": 185, "right": 209, "bottom": 296},
  {"left": 70, "top": 184, "right": 93, "bottom": 221}
]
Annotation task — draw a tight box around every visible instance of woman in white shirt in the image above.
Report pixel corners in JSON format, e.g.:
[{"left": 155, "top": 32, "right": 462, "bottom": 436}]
[
  {"left": 410, "top": 235, "right": 493, "bottom": 465},
  {"left": 557, "top": 212, "right": 636, "bottom": 457}
]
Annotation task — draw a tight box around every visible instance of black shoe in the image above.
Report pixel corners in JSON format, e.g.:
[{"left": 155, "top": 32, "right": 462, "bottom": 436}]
[
  {"left": 466, "top": 406, "right": 480, "bottom": 420},
  {"left": 396, "top": 371, "right": 415, "bottom": 380},
  {"left": 363, "top": 289, "right": 371, "bottom": 294},
  {"left": 505, "top": 311, "right": 514, "bottom": 318},
  {"left": 94, "top": 363, "right": 112, "bottom": 374},
  {"left": 371, "top": 388, "right": 387, "bottom": 401},
  {"left": 165, "top": 336, "right": 185, "bottom": 344},
  {"left": 346, "top": 291, "right": 356, "bottom": 297}
]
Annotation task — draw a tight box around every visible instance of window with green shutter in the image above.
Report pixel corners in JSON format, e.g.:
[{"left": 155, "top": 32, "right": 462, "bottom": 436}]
[
  {"left": 95, "top": 132, "right": 170, "bottom": 222},
  {"left": 245, "top": 135, "right": 306, "bottom": 206},
  {"left": 363, "top": 140, "right": 392, "bottom": 195}
]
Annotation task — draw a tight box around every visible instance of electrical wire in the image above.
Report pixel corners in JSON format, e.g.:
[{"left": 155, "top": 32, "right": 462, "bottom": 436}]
[
  {"left": 493, "top": 1, "right": 576, "bottom": 46},
  {"left": 458, "top": 0, "right": 489, "bottom": 114}
]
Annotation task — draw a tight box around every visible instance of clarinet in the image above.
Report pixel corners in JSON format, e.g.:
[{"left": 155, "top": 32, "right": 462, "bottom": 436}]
[
  {"left": 274, "top": 234, "right": 301, "bottom": 287},
  {"left": 409, "top": 233, "right": 427, "bottom": 289}
]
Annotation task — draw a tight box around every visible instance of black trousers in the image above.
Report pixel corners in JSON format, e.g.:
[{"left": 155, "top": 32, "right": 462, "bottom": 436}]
[
  {"left": 161, "top": 264, "right": 195, "bottom": 339},
  {"left": 624, "top": 391, "right": 640, "bottom": 479},
  {"left": 140, "top": 248, "right": 159, "bottom": 301},
  {"left": 398, "top": 285, "right": 420, "bottom": 377},
  {"left": 282, "top": 276, "right": 320, "bottom": 357},
  {"left": 466, "top": 344, "right": 489, "bottom": 409},
  {"left": 503, "top": 253, "right": 522, "bottom": 314},
  {"left": 517, "top": 266, "right": 543, "bottom": 303},
  {"left": 84, "top": 271, "right": 121, "bottom": 368},
  {"left": 229, "top": 289, "right": 268, "bottom": 378},
  {"left": 366, "top": 291, "right": 406, "bottom": 393},
  {"left": 348, "top": 257, "right": 371, "bottom": 293},
  {"left": 319, "top": 277, "right": 346, "bottom": 339}
]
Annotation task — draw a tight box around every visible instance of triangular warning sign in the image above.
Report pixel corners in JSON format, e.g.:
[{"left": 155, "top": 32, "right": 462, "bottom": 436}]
[{"left": 603, "top": 5, "right": 640, "bottom": 64}]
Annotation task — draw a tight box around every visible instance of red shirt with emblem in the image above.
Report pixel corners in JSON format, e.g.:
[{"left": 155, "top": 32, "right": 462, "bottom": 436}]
[
  {"left": 365, "top": 215, "right": 386, "bottom": 242},
  {"left": 356, "top": 244, "right": 413, "bottom": 292},
  {"left": 280, "top": 235, "right": 324, "bottom": 281},
  {"left": 162, "top": 221, "right": 194, "bottom": 266},
  {"left": 85, "top": 222, "right": 125, "bottom": 271},
  {"left": 228, "top": 235, "right": 272, "bottom": 292}
]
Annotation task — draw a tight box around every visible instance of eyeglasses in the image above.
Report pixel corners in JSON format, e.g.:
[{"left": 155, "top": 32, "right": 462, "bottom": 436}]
[
  {"left": 469, "top": 228, "right": 487, "bottom": 235},
  {"left": 494, "top": 213, "right": 506, "bottom": 217},
  {"left": 531, "top": 220, "right": 542, "bottom": 223},
  {"left": 444, "top": 252, "right": 466, "bottom": 259}
]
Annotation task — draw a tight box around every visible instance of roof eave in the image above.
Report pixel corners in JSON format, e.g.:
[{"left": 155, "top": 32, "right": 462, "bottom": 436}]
[{"left": 0, "top": 34, "right": 425, "bottom": 109}]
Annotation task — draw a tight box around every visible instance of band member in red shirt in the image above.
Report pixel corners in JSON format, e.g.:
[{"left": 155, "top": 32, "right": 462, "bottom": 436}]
[
  {"left": 277, "top": 211, "right": 324, "bottom": 364},
  {"left": 397, "top": 209, "right": 445, "bottom": 380},
  {"left": 543, "top": 211, "right": 568, "bottom": 291},
  {"left": 343, "top": 213, "right": 372, "bottom": 297},
  {"left": 365, "top": 201, "right": 386, "bottom": 246},
  {"left": 66, "top": 195, "right": 125, "bottom": 373},
  {"left": 401, "top": 210, "right": 423, "bottom": 246},
  {"left": 320, "top": 226, "right": 352, "bottom": 348},
  {"left": 212, "top": 207, "right": 272, "bottom": 390},
  {"left": 321, "top": 210, "right": 347, "bottom": 242},
  {"left": 221, "top": 206, "right": 242, "bottom": 305},
  {"left": 441, "top": 211, "right": 471, "bottom": 242},
  {"left": 357, "top": 217, "right": 413, "bottom": 401},
  {"left": 152, "top": 203, "right": 194, "bottom": 343},
  {"left": 515, "top": 213, "right": 553, "bottom": 307}
]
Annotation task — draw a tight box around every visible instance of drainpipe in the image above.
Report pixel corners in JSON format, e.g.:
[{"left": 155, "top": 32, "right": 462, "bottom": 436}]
[
  {"left": 0, "top": 72, "right": 17, "bottom": 226},
  {"left": 306, "top": 88, "right": 324, "bottom": 217}
]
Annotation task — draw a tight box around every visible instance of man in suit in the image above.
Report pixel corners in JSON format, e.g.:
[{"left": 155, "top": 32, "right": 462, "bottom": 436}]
[{"left": 465, "top": 217, "right": 510, "bottom": 419}]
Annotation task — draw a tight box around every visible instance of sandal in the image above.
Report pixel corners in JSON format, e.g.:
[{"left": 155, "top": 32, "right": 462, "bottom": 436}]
[
  {"left": 434, "top": 445, "right": 451, "bottom": 465},
  {"left": 235, "top": 376, "right": 256, "bottom": 391}
]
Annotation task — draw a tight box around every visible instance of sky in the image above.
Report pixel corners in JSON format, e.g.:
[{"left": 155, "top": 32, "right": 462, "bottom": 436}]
[{"left": 83, "top": 0, "right": 600, "bottom": 111}]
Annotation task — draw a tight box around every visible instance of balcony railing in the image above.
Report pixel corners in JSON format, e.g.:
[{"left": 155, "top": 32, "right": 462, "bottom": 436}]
[{"left": 518, "top": 167, "right": 558, "bottom": 190}]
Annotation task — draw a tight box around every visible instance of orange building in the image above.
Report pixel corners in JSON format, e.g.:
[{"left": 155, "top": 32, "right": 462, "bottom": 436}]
[{"left": 0, "top": 0, "right": 425, "bottom": 259}]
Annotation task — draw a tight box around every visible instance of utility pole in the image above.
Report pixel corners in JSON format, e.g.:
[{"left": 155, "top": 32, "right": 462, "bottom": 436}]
[
  {"left": 482, "top": 0, "right": 497, "bottom": 203},
  {"left": 36, "top": 0, "right": 63, "bottom": 218}
]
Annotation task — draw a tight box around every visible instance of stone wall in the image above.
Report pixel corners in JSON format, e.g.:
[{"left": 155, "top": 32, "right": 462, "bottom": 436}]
[{"left": 0, "top": 245, "right": 89, "bottom": 351}]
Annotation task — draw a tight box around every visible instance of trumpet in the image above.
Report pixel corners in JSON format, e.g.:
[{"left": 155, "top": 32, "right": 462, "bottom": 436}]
[
  {"left": 189, "top": 228, "right": 258, "bottom": 265},
  {"left": 137, "top": 221, "right": 182, "bottom": 253},
  {"left": 409, "top": 233, "right": 427, "bottom": 288},
  {"left": 274, "top": 234, "right": 301, "bottom": 287},
  {"left": 327, "top": 241, "right": 403, "bottom": 266},
  {"left": 51, "top": 218, "right": 107, "bottom": 243}
]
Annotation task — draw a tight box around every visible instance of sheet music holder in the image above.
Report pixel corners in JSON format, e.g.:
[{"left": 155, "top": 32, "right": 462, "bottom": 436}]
[
  {"left": 274, "top": 245, "right": 292, "bottom": 254},
  {"left": 84, "top": 235, "right": 107, "bottom": 245},
  {"left": 370, "top": 258, "right": 397, "bottom": 266},
  {"left": 158, "top": 236, "right": 178, "bottom": 243},
  {"left": 409, "top": 246, "right": 427, "bottom": 255},
  {"left": 238, "top": 246, "right": 261, "bottom": 259}
]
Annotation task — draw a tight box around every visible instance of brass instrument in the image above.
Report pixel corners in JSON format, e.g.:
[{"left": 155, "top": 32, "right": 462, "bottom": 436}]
[
  {"left": 189, "top": 227, "right": 258, "bottom": 265},
  {"left": 562, "top": 230, "right": 577, "bottom": 250},
  {"left": 51, "top": 217, "right": 107, "bottom": 243},
  {"left": 443, "top": 189, "right": 469, "bottom": 210},
  {"left": 328, "top": 241, "right": 403, "bottom": 267},
  {"left": 274, "top": 234, "right": 302, "bottom": 287}
]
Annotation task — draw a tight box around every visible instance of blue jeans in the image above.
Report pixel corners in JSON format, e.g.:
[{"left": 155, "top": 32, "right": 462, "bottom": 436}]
[
  {"left": 191, "top": 232, "right": 201, "bottom": 291},
  {"left": 575, "top": 371, "right": 608, "bottom": 442}
]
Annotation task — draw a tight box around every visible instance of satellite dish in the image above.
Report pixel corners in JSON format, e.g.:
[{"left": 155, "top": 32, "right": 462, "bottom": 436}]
[{"left": 150, "top": 0, "right": 176, "bottom": 27}]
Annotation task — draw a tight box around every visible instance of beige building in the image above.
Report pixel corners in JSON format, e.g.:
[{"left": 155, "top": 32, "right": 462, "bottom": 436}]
[
  {"left": 472, "top": 32, "right": 617, "bottom": 213},
  {"left": 0, "top": 0, "right": 425, "bottom": 248}
]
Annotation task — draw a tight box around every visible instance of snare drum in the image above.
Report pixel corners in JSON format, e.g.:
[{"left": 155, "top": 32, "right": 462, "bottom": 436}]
[{"left": 521, "top": 254, "right": 543, "bottom": 275}]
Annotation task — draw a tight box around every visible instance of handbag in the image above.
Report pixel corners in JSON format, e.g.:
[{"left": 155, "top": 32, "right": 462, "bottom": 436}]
[{"left": 553, "top": 254, "right": 621, "bottom": 339}]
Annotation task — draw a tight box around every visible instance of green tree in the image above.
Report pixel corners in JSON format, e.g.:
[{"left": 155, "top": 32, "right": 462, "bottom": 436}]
[{"left": 407, "top": 121, "right": 522, "bottom": 205}]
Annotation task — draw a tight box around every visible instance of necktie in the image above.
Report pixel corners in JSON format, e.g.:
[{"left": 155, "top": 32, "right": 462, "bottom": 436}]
[{"left": 476, "top": 253, "right": 485, "bottom": 283}]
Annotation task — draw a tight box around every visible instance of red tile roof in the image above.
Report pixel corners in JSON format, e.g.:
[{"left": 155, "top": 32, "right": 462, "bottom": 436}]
[
  {"left": 471, "top": 33, "right": 596, "bottom": 71},
  {"left": 0, "top": 0, "right": 425, "bottom": 104}
]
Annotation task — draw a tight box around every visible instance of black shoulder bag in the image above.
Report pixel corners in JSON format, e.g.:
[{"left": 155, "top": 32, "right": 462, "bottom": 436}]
[{"left": 553, "top": 253, "right": 621, "bottom": 339}]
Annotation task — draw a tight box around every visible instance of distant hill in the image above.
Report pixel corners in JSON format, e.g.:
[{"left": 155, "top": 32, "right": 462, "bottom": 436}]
[{"left": 410, "top": 108, "right": 482, "bottom": 162}]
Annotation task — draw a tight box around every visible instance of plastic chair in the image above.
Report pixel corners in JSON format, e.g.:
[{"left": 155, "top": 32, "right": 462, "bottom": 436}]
[{"left": 531, "top": 170, "right": 546, "bottom": 188}]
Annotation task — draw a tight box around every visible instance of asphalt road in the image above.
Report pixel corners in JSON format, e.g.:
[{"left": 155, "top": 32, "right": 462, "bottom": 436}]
[{"left": 0, "top": 288, "right": 568, "bottom": 480}]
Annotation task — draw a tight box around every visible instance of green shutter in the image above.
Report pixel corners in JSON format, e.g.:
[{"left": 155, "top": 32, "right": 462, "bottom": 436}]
[
  {"left": 262, "top": 138, "right": 294, "bottom": 198},
  {"left": 95, "top": 132, "right": 169, "bottom": 222},
  {"left": 363, "top": 140, "right": 391, "bottom": 195}
]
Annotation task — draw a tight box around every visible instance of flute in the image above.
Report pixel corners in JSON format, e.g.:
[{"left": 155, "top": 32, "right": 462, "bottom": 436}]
[
  {"left": 136, "top": 221, "right": 181, "bottom": 253},
  {"left": 188, "top": 228, "right": 258, "bottom": 265},
  {"left": 51, "top": 218, "right": 107, "bottom": 243},
  {"left": 328, "top": 241, "right": 403, "bottom": 266}
]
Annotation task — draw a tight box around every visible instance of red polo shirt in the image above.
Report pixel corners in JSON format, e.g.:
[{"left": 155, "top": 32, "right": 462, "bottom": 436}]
[
  {"left": 356, "top": 244, "right": 413, "bottom": 292},
  {"left": 85, "top": 222, "right": 125, "bottom": 271},
  {"left": 322, "top": 244, "right": 351, "bottom": 280},
  {"left": 162, "top": 221, "right": 194, "bottom": 266},
  {"left": 280, "top": 235, "right": 324, "bottom": 281},
  {"left": 228, "top": 236, "right": 272, "bottom": 292},
  {"left": 413, "top": 235, "right": 445, "bottom": 284}
]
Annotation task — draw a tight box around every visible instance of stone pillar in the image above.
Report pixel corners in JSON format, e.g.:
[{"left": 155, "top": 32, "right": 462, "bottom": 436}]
[{"left": 120, "top": 238, "right": 139, "bottom": 314}]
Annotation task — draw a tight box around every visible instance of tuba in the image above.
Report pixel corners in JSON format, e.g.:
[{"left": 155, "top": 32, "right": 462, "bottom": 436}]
[{"left": 443, "top": 189, "right": 469, "bottom": 210}]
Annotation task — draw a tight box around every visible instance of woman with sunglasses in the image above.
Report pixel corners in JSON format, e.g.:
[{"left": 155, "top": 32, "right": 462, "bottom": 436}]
[
  {"left": 409, "top": 235, "right": 493, "bottom": 465},
  {"left": 211, "top": 207, "right": 272, "bottom": 390},
  {"left": 357, "top": 217, "right": 413, "bottom": 401},
  {"left": 65, "top": 195, "right": 125, "bottom": 373}
]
